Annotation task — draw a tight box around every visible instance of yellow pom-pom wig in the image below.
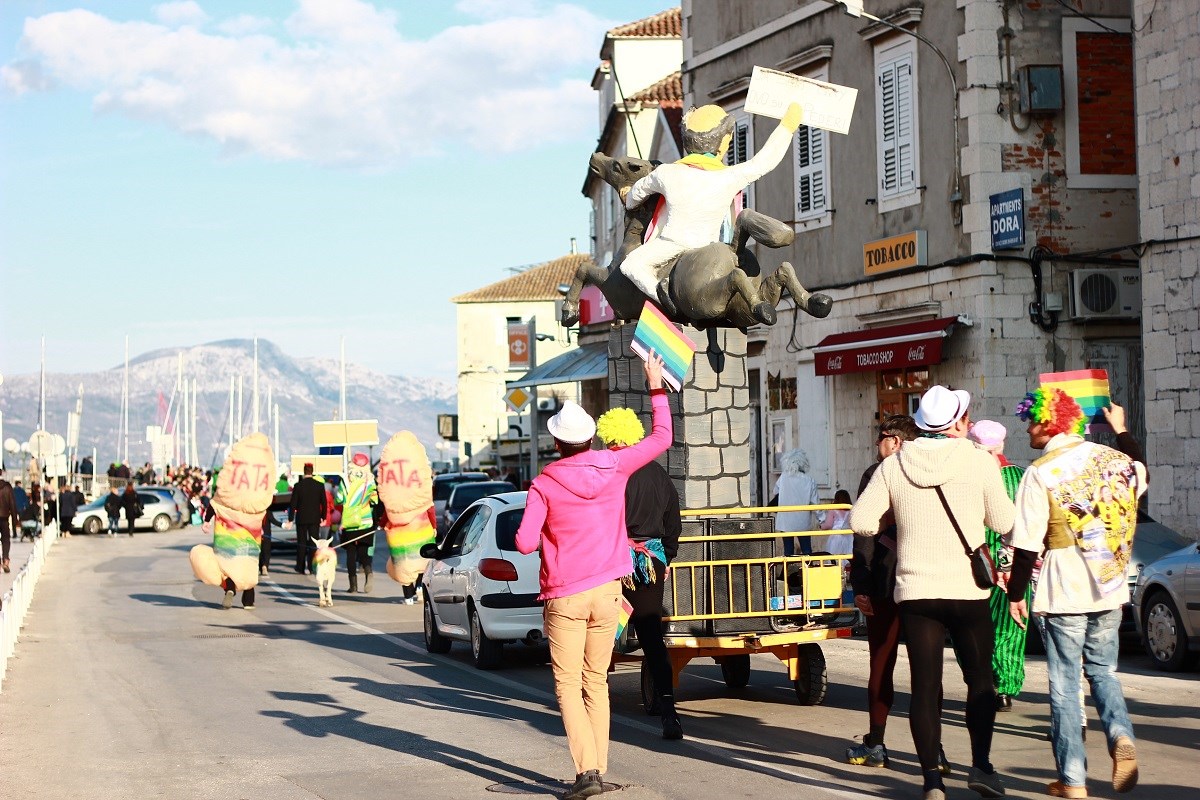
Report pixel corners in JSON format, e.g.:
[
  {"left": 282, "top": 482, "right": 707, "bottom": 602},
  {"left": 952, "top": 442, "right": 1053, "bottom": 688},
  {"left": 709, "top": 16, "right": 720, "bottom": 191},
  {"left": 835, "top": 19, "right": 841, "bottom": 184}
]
[{"left": 596, "top": 407, "right": 645, "bottom": 447}]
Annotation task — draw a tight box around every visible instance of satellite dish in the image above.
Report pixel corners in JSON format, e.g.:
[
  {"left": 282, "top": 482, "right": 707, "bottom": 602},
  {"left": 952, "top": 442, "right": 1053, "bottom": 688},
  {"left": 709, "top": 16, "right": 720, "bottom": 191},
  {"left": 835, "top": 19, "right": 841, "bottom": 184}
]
[{"left": 3, "top": 438, "right": 18, "bottom": 454}]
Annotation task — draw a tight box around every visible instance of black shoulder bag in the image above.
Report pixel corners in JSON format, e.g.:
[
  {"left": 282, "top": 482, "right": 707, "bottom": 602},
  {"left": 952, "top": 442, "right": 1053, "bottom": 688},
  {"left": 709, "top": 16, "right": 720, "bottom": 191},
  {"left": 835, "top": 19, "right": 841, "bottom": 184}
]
[{"left": 933, "top": 485, "right": 997, "bottom": 590}]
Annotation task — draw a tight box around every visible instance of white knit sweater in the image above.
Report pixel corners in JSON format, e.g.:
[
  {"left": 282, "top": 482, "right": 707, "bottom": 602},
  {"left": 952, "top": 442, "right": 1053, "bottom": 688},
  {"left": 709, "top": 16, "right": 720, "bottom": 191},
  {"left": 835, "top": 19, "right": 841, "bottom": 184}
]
[{"left": 849, "top": 437, "right": 1016, "bottom": 603}]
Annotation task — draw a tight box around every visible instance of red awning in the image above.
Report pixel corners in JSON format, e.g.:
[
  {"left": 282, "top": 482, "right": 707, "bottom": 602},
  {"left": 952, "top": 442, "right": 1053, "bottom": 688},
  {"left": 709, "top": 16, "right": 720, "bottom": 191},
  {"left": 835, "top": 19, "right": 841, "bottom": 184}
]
[{"left": 814, "top": 316, "right": 964, "bottom": 376}]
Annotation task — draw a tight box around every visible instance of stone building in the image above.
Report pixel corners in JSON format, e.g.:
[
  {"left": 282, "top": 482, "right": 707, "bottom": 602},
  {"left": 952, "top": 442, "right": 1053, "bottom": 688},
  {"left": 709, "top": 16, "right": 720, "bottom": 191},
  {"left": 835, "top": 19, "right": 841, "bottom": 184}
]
[
  {"left": 1133, "top": 0, "right": 1199, "bottom": 533},
  {"left": 677, "top": 0, "right": 1150, "bottom": 510}
]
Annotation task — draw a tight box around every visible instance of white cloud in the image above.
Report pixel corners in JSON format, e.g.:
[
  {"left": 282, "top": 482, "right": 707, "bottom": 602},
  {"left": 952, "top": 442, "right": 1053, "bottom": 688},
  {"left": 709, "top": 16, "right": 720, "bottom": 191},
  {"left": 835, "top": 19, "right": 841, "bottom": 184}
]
[
  {"left": 3, "top": 0, "right": 614, "bottom": 168},
  {"left": 153, "top": 1, "right": 209, "bottom": 28},
  {"left": 455, "top": 0, "right": 541, "bottom": 19},
  {"left": 217, "top": 15, "right": 274, "bottom": 36}
]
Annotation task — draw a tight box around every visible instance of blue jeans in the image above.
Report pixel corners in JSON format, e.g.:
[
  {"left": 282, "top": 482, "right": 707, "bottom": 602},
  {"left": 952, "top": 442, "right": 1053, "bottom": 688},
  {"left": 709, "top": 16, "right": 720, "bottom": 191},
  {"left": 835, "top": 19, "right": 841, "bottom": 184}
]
[
  {"left": 108, "top": 515, "right": 119, "bottom": 534},
  {"left": 1042, "top": 608, "right": 1135, "bottom": 787}
]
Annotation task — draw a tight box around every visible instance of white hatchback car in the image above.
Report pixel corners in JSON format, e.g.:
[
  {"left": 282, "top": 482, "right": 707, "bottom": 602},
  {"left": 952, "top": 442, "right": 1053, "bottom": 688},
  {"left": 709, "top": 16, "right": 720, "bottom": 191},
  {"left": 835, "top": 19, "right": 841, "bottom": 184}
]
[{"left": 421, "top": 491, "right": 544, "bottom": 669}]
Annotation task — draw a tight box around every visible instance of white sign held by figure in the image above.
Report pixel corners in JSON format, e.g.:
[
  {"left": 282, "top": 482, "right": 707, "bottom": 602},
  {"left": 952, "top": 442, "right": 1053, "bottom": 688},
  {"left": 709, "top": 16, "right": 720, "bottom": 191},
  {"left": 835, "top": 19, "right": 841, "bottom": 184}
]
[{"left": 744, "top": 66, "right": 858, "bottom": 135}]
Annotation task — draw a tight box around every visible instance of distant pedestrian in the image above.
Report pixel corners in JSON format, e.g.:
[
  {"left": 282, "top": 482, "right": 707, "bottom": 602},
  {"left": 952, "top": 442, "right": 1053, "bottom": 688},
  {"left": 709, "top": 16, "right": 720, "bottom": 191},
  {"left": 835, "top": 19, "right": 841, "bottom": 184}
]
[
  {"left": 259, "top": 508, "right": 273, "bottom": 576},
  {"left": 0, "top": 470, "right": 18, "bottom": 573},
  {"left": 288, "top": 463, "right": 327, "bottom": 575},
  {"left": 515, "top": 355, "right": 670, "bottom": 800},
  {"left": 275, "top": 473, "right": 289, "bottom": 493},
  {"left": 58, "top": 483, "right": 80, "bottom": 538},
  {"left": 774, "top": 449, "right": 823, "bottom": 555},
  {"left": 104, "top": 487, "right": 122, "bottom": 535},
  {"left": 12, "top": 480, "right": 28, "bottom": 517},
  {"left": 122, "top": 484, "right": 142, "bottom": 535}
]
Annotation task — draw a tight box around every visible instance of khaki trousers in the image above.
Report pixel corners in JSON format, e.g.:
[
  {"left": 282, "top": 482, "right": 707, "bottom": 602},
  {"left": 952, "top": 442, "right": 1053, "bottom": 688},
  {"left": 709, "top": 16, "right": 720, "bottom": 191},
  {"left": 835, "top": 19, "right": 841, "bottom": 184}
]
[{"left": 544, "top": 580, "right": 622, "bottom": 775}]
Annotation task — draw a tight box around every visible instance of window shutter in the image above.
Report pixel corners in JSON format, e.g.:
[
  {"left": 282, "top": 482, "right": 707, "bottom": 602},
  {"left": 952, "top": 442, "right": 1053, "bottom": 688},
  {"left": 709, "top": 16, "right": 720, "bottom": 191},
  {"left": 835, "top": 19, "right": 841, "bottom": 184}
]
[
  {"left": 877, "top": 53, "right": 915, "bottom": 197},
  {"left": 795, "top": 124, "right": 827, "bottom": 217},
  {"left": 725, "top": 115, "right": 754, "bottom": 211}
]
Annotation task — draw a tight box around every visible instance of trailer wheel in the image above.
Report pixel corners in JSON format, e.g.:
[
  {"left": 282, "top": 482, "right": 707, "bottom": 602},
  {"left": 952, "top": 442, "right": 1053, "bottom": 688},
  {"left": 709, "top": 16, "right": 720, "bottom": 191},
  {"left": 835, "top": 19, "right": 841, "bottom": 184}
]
[
  {"left": 640, "top": 660, "right": 661, "bottom": 715},
  {"left": 719, "top": 654, "right": 752, "bottom": 689},
  {"left": 793, "top": 643, "right": 827, "bottom": 705}
]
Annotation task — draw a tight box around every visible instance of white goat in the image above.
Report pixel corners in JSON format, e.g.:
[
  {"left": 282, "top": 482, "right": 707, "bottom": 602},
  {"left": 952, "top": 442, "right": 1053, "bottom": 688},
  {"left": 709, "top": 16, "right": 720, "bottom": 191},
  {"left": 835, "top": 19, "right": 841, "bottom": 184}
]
[{"left": 312, "top": 538, "right": 337, "bottom": 607}]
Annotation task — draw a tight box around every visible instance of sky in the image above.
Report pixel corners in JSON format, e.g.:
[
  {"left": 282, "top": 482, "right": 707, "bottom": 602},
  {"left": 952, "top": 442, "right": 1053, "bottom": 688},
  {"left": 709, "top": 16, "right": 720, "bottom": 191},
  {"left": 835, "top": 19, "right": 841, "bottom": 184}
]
[{"left": 0, "top": 0, "right": 671, "bottom": 381}]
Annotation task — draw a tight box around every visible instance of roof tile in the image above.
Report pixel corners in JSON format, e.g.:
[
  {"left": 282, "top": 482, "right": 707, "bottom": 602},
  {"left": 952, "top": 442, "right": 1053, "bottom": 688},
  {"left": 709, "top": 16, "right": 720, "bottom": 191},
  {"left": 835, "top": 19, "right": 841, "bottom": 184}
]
[
  {"left": 451, "top": 254, "right": 586, "bottom": 304},
  {"left": 607, "top": 7, "right": 681, "bottom": 39},
  {"left": 629, "top": 70, "right": 682, "bottom": 107}
]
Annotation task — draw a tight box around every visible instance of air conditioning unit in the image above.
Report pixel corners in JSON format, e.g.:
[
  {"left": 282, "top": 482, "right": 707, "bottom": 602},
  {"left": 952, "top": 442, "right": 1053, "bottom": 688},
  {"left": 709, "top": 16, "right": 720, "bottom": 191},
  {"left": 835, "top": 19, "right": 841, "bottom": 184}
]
[{"left": 1068, "top": 268, "right": 1141, "bottom": 320}]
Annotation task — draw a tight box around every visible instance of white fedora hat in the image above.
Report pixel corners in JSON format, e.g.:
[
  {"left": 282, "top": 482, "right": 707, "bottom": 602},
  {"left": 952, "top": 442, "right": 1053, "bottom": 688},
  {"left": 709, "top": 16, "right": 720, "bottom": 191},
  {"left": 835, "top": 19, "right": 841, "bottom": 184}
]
[
  {"left": 547, "top": 400, "right": 596, "bottom": 444},
  {"left": 914, "top": 385, "right": 972, "bottom": 432}
]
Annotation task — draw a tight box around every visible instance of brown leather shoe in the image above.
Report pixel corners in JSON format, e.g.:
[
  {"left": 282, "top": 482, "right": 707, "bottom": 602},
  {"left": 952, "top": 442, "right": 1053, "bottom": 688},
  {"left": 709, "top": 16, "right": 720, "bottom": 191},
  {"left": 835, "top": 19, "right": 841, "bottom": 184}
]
[
  {"left": 1111, "top": 736, "right": 1138, "bottom": 793},
  {"left": 1047, "top": 780, "right": 1087, "bottom": 799}
]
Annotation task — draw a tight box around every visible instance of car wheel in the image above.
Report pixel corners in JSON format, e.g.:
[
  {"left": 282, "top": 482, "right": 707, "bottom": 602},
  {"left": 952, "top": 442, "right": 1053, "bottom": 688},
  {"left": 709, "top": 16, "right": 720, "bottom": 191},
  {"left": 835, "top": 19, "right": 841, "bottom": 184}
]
[
  {"left": 84, "top": 516, "right": 101, "bottom": 535},
  {"left": 1142, "top": 591, "right": 1189, "bottom": 671},
  {"left": 152, "top": 514, "right": 171, "bottom": 533},
  {"left": 423, "top": 592, "right": 452, "bottom": 654},
  {"left": 469, "top": 604, "right": 503, "bottom": 670}
]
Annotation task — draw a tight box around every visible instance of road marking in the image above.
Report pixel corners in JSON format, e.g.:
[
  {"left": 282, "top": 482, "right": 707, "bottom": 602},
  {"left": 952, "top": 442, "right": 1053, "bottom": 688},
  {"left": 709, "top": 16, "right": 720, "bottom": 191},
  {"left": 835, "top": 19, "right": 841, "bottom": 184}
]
[{"left": 263, "top": 579, "right": 873, "bottom": 798}]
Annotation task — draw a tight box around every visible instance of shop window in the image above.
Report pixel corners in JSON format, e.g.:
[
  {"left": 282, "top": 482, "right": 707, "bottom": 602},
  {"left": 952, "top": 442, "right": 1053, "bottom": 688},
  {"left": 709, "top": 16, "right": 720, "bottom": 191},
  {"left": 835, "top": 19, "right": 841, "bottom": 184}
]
[
  {"left": 768, "top": 371, "right": 797, "bottom": 411},
  {"left": 877, "top": 367, "right": 929, "bottom": 421}
]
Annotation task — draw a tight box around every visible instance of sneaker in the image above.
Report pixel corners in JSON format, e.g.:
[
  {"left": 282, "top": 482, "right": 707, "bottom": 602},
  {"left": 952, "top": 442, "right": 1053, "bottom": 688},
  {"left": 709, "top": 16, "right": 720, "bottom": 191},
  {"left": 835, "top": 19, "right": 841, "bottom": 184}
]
[
  {"left": 260, "top": 566, "right": 268, "bottom": 576},
  {"left": 562, "top": 770, "right": 602, "bottom": 800},
  {"left": 404, "top": 597, "right": 416, "bottom": 605},
  {"left": 845, "top": 740, "right": 888, "bottom": 768},
  {"left": 1110, "top": 736, "right": 1138, "bottom": 793},
  {"left": 363, "top": 573, "right": 373, "bottom": 593},
  {"left": 243, "top": 604, "right": 255, "bottom": 610},
  {"left": 221, "top": 590, "right": 235, "bottom": 610},
  {"left": 1047, "top": 781, "right": 1088, "bottom": 799},
  {"left": 924, "top": 790, "right": 945, "bottom": 800},
  {"left": 967, "top": 766, "right": 1006, "bottom": 798}
]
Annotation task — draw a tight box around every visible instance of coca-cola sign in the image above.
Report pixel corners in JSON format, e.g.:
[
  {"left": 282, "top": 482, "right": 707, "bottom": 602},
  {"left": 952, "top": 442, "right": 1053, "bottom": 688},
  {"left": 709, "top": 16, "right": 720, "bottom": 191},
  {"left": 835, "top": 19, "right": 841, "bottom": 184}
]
[{"left": 814, "top": 317, "right": 960, "bottom": 376}]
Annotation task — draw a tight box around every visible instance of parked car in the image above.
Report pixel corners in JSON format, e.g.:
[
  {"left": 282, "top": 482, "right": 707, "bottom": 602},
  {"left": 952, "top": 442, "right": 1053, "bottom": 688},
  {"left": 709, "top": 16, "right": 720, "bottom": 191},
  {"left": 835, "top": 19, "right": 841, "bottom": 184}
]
[
  {"left": 433, "top": 472, "right": 489, "bottom": 534},
  {"left": 135, "top": 485, "right": 190, "bottom": 528},
  {"left": 420, "top": 491, "right": 543, "bottom": 669},
  {"left": 265, "top": 492, "right": 297, "bottom": 553},
  {"left": 72, "top": 491, "right": 182, "bottom": 534},
  {"left": 1133, "top": 530, "right": 1200, "bottom": 671},
  {"left": 442, "top": 480, "right": 518, "bottom": 533}
]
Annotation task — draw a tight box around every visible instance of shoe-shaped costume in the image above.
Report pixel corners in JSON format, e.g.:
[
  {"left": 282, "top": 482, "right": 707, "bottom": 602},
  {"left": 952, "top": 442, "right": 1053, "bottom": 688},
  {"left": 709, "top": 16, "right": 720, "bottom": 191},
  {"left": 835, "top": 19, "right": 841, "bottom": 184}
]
[
  {"left": 375, "top": 432, "right": 436, "bottom": 586},
  {"left": 189, "top": 433, "right": 275, "bottom": 591}
]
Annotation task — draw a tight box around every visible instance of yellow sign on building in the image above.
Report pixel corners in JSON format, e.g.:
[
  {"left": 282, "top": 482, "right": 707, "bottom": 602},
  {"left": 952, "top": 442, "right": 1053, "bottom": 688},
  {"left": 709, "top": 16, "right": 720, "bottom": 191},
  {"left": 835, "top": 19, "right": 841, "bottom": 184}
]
[{"left": 863, "top": 230, "right": 927, "bottom": 275}]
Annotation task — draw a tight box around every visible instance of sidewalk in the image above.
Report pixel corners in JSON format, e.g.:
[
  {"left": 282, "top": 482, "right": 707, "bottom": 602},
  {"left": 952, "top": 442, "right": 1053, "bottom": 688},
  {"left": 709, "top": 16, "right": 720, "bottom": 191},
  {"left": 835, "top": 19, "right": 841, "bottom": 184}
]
[
  {"left": 1, "top": 522, "right": 61, "bottom": 692},
  {"left": 0, "top": 533, "right": 41, "bottom": 599}
]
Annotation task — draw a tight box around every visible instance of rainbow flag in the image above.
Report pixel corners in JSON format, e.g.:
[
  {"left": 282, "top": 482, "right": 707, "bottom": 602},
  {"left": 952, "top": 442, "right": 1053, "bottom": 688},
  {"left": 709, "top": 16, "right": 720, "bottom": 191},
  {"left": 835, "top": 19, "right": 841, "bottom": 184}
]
[
  {"left": 630, "top": 301, "right": 697, "bottom": 390},
  {"left": 614, "top": 596, "right": 634, "bottom": 643},
  {"left": 1039, "top": 369, "right": 1112, "bottom": 431}
]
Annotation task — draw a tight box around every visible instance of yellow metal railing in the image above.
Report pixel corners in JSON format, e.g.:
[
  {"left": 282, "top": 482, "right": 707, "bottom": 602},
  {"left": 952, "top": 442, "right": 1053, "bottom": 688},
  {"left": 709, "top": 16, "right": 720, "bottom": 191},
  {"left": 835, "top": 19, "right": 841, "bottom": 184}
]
[{"left": 666, "top": 504, "right": 855, "bottom": 624}]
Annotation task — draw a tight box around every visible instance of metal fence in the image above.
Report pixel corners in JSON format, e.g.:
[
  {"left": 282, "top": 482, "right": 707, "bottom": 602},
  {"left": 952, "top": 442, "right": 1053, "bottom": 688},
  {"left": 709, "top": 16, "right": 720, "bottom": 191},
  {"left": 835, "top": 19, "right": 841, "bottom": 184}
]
[{"left": 0, "top": 520, "right": 60, "bottom": 693}]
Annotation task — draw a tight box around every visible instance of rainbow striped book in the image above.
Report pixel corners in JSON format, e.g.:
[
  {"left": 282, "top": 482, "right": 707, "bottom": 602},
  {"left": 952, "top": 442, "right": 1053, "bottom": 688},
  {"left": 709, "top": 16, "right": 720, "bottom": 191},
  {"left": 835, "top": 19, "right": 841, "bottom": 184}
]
[
  {"left": 630, "top": 301, "right": 697, "bottom": 391},
  {"left": 1039, "top": 369, "right": 1112, "bottom": 431}
]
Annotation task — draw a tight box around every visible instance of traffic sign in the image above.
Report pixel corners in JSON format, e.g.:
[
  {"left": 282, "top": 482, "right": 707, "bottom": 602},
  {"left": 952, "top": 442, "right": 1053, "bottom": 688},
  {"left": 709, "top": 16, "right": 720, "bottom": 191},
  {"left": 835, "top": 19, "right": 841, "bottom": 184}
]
[{"left": 504, "top": 386, "right": 531, "bottom": 413}]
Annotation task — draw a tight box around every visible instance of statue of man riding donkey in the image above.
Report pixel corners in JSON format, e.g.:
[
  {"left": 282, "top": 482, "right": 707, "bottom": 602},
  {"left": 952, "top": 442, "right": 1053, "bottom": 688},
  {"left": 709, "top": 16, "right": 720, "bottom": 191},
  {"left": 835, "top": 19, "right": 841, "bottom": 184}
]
[{"left": 561, "top": 102, "right": 832, "bottom": 332}]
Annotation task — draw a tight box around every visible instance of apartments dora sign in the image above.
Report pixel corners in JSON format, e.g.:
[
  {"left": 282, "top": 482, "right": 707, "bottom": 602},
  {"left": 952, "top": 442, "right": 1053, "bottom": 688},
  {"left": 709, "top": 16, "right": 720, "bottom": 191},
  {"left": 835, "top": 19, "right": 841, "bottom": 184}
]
[{"left": 863, "top": 230, "right": 927, "bottom": 275}]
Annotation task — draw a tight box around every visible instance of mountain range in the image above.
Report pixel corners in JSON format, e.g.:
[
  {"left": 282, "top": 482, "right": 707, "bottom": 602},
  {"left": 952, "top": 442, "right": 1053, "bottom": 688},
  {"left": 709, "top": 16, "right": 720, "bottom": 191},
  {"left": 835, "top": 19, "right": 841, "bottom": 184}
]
[{"left": 0, "top": 339, "right": 456, "bottom": 470}]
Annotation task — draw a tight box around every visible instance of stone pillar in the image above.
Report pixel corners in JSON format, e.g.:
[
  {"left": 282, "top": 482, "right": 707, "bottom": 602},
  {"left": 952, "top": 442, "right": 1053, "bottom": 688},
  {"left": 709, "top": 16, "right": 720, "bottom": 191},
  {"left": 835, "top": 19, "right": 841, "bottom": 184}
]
[{"left": 608, "top": 322, "right": 751, "bottom": 510}]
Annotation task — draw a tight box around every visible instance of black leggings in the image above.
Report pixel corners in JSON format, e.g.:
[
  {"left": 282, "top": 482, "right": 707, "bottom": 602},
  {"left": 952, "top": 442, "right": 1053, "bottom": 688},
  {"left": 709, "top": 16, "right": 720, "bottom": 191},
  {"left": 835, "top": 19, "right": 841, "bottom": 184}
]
[
  {"left": 341, "top": 529, "right": 374, "bottom": 578},
  {"left": 900, "top": 598, "right": 995, "bottom": 778},
  {"left": 624, "top": 561, "right": 673, "bottom": 701}
]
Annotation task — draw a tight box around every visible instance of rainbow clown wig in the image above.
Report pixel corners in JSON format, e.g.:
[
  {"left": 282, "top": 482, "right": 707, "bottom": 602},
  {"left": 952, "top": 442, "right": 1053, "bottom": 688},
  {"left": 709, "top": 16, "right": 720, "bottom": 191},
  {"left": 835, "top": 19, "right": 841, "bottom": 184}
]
[
  {"left": 596, "top": 407, "right": 645, "bottom": 447},
  {"left": 1014, "top": 387, "right": 1087, "bottom": 436}
]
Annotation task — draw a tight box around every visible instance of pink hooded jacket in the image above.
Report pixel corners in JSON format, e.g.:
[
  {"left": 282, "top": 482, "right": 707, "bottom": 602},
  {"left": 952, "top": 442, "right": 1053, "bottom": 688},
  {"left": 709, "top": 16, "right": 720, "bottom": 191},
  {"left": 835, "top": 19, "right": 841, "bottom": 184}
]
[{"left": 516, "top": 390, "right": 673, "bottom": 600}]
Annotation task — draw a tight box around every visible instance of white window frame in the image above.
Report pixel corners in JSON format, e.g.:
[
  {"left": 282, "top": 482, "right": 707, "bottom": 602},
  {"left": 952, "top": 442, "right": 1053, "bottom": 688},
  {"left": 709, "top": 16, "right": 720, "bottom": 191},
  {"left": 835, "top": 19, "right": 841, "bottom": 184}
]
[
  {"left": 724, "top": 106, "right": 755, "bottom": 211},
  {"left": 874, "top": 37, "right": 921, "bottom": 214},
  {"left": 793, "top": 63, "right": 832, "bottom": 230},
  {"left": 1062, "top": 17, "right": 1136, "bottom": 189}
]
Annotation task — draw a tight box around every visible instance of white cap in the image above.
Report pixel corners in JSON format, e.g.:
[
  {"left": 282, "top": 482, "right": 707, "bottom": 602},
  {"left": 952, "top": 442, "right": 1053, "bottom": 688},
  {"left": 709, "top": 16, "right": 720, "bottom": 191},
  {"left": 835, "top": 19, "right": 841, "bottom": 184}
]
[
  {"left": 914, "top": 385, "right": 972, "bottom": 432},
  {"left": 546, "top": 400, "right": 596, "bottom": 445}
]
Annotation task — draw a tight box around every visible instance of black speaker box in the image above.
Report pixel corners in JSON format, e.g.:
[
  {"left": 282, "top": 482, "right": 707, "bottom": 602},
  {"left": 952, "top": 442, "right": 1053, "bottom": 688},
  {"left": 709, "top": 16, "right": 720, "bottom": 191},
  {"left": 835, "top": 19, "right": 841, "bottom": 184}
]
[{"left": 708, "top": 519, "right": 776, "bottom": 633}]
